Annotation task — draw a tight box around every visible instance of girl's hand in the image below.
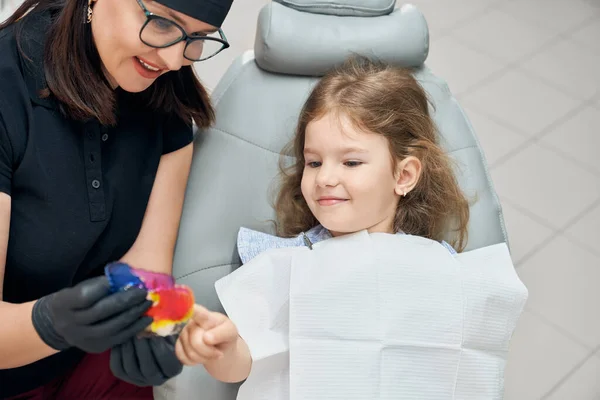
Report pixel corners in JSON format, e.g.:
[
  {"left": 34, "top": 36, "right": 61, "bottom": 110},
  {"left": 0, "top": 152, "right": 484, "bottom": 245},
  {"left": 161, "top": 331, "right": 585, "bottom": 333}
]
[{"left": 175, "top": 304, "right": 239, "bottom": 366}]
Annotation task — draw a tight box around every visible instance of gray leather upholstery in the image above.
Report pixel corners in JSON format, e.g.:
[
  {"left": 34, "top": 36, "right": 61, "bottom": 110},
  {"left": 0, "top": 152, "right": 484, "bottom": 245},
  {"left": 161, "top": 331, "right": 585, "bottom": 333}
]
[
  {"left": 255, "top": 2, "right": 429, "bottom": 75},
  {"left": 155, "top": 1, "right": 508, "bottom": 399},
  {"left": 278, "top": 0, "right": 395, "bottom": 16}
]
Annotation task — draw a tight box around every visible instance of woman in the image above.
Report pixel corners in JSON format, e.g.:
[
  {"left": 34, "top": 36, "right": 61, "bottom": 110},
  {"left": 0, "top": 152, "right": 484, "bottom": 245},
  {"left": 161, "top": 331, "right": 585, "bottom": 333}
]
[{"left": 0, "top": 0, "right": 233, "bottom": 398}]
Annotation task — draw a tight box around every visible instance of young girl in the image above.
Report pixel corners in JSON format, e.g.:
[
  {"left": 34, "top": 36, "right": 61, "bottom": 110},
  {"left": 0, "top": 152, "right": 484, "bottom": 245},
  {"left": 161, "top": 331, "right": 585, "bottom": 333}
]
[{"left": 174, "top": 55, "right": 470, "bottom": 383}]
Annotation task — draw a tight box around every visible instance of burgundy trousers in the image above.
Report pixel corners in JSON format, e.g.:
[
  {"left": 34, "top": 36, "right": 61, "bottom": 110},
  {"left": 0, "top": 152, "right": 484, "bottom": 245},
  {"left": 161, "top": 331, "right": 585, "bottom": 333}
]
[{"left": 6, "top": 351, "right": 154, "bottom": 400}]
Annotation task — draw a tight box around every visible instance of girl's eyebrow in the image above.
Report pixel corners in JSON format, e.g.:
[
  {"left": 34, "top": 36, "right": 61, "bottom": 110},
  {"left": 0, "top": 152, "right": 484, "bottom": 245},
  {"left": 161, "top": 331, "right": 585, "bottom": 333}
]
[
  {"left": 340, "top": 147, "right": 368, "bottom": 154},
  {"left": 304, "top": 147, "right": 368, "bottom": 154}
]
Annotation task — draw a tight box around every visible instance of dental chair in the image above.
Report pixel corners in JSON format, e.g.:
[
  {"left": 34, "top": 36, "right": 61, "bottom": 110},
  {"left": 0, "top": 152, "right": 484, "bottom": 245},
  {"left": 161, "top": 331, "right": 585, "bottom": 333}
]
[{"left": 154, "top": 1, "right": 509, "bottom": 399}]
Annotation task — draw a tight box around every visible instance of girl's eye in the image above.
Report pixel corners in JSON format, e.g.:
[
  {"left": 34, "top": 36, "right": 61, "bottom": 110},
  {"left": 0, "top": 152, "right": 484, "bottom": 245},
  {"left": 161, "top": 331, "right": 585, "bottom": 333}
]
[
  {"left": 344, "top": 161, "right": 363, "bottom": 167},
  {"left": 306, "top": 161, "right": 321, "bottom": 168}
]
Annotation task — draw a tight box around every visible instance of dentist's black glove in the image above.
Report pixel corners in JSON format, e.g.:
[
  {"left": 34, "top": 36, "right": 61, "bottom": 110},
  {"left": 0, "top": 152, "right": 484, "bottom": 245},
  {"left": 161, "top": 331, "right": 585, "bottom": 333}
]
[
  {"left": 32, "top": 276, "right": 153, "bottom": 353},
  {"left": 110, "top": 335, "right": 183, "bottom": 386}
]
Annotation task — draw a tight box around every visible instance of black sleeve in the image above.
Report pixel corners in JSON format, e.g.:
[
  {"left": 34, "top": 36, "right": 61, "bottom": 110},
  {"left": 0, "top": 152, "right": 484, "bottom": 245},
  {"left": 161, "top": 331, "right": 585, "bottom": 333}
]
[
  {"left": 162, "top": 113, "right": 194, "bottom": 155},
  {"left": 0, "top": 113, "right": 13, "bottom": 196}
]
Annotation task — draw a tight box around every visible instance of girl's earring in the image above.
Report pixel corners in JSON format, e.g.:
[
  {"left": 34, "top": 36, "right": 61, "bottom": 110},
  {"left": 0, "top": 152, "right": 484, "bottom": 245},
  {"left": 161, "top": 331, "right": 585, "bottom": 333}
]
[{"left": 86, "top": 0, "right": 93, "bottom": 24}]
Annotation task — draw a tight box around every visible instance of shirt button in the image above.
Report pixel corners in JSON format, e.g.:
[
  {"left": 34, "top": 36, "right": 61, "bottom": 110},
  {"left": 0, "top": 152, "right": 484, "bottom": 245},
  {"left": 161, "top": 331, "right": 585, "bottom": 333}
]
[
  {"left": 102, "top": 133, "right": 109, "bottom": 142},
  {"left": 91, "top": 179, "right": 101, "bottom": 189}
]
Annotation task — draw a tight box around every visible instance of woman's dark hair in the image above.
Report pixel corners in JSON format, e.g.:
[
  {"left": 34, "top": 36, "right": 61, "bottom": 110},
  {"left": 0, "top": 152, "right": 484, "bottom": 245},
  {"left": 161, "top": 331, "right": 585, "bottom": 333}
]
[{"left": 0, "top": 0, "right": 214, "bottom": 127}]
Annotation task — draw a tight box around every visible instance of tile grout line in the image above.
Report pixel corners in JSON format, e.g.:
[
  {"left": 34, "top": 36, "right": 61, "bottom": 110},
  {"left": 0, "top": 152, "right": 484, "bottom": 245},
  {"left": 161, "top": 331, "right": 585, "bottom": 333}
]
[
  {"left": 450, "top": 11, "right": 600, "bottom": 110},
  {"left": 556, "top": 13, "right": 600, "bottom": 50},
  {"left": 430, "top": 0, "right": 508, "bottom": 38},
  {"left": 531, "top": 98, "right": 594, "bottom": 139},
  {"left": 432, "top": 3, "right": 598, "bottom": 155},
  {"left": 514, "top": 235, "right": 559, "bottom": 268},
  {"left": 488, "top": 96, "right": 600, "bottom": 262},
  {"left": 530, "top": 94, "right": 598, "bottom": 141},
  {"left": 524, "top": 307, "right": 597, "bottom": 352},
  {"left": 517, "top": 200, "right": 600, "bottom": 395},
  {"left": 453, "top": 33, "right": 582, "bottom": 102},
  {"left": 540, "top": 348, "right": 599, "bottom": 399},
  {"left": 488, "top": 136, "right": 536, "bottom": 169},
  {"left": 463, "top": 106, "right": 530, "bottom": 137},
  {"left": 448, "top": 8, "right": 565, "bottom": 68},
  {"left": 512, "top": 12, "right": 600, "bottom": 101},
  {"left": 487, "top": 96, "right": 594, "bottom": 171},
  {"left": 533, "top": 139, "right": 600, "bottom": 180},
  {"left": 511, "top": 65, "right": 591, "bottom": 104},
  {"left": 455, "top": 72, "right": 585, "bottom": 146},
  {"left": 427, "top": 1, "right": 551, "bottom": 136},
  {"left": 427, "top": 1, "right": 600, "bottom": 260},
  {"left": 505, "top": 197, "right": 600, "bottom": 265},
  {"left": 554, "top": 197, "right": 600, "bottom": 238},
  {"left": 444, "top": 10, "right": 599, "bottom": 147},
  {"left": 489, "top": 1, "right": 600, "bottom": 40},
  {"left": 448, "top": 31, "right": 576, "bottom": 149},
  {"left": 498, "top": 197, "right": 561, "bottom": 232},
  {"left": 557, "top": 232, "right": 600, "bottom": 260}
]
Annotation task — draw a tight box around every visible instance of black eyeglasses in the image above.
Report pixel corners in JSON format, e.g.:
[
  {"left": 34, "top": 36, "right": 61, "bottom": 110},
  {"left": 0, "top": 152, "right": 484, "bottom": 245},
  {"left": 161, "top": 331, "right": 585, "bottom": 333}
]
[{"left": 136, "top": 0, "right": 230, "bottom": 62}]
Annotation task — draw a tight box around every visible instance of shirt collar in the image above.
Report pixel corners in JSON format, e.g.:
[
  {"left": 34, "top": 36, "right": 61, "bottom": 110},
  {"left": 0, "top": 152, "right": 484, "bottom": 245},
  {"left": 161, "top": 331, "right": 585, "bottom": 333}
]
[
  {"left": 237, "top": 225, "right": 383, "bottom": 264},
  {"left": 236, "top": 225, "right": 456, "bottom": 264}
]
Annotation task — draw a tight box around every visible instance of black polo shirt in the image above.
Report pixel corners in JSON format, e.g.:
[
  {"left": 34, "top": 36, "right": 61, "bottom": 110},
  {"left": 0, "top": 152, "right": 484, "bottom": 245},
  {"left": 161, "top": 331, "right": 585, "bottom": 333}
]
[{"left": 0, "top": 11, "right": 193, "bottom": 397}]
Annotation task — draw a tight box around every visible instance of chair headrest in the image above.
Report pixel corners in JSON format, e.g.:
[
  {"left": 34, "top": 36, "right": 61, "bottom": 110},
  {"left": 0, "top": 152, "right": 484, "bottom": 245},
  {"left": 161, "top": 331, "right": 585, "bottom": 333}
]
[
  {"left": 278, "top": 0, "right": 395, "bottom": 17},
  {"left": 254, "top": 1, "right": 430, "bottom": 77}
]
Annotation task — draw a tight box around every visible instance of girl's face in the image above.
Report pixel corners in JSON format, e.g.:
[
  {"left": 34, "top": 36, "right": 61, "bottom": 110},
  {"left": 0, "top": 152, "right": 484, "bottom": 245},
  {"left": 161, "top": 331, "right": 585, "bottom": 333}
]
[
  {"left": 301, "top": 112, "right": 420, "bottom": 236},
  {"left": 90, "top": 0, "right": 218, "bottom": 92}
]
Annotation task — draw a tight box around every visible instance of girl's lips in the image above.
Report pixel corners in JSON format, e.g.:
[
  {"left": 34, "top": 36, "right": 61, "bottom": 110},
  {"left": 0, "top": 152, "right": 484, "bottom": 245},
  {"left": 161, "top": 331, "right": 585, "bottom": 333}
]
[{"left": 317, "top": 198, "right": 348, "bottom": 206}]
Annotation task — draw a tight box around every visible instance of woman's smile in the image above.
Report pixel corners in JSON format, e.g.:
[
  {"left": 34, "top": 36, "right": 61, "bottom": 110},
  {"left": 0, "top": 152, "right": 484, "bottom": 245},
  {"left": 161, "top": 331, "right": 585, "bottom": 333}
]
[{"left": 132, "top": 56, "right": 165, "bottom": 79}]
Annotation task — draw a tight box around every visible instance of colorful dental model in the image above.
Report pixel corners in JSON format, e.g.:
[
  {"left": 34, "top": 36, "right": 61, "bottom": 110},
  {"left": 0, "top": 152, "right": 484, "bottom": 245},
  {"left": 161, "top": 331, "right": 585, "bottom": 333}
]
[{"left": 105, "top": 262, "right": 195, "bottom": 337}]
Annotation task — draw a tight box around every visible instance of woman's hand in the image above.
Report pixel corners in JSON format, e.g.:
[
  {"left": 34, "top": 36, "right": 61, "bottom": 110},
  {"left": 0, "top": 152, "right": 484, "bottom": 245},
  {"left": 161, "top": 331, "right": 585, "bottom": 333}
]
[
  {"left": 175, "top": 305, "right": 252, "bottom": 383},
  {"left": 31, "top": 276, "right": 153, "bottom": 353},
  {"left": 110, "top": 335, "right": 183, "bottom": 387}
]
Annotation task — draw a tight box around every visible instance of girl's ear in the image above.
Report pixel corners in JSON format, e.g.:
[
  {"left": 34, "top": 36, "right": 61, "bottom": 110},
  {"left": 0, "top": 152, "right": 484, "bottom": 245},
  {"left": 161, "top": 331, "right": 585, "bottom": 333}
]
[{"left": 394, "top": 156, "right": 422, "bottom": 197}]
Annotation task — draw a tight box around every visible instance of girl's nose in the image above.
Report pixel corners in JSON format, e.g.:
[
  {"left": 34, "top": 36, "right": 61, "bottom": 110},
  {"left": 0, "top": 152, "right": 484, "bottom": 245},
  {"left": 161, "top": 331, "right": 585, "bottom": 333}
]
[{"left": 315, "top": 164, "right": 339, "bottom": 187}]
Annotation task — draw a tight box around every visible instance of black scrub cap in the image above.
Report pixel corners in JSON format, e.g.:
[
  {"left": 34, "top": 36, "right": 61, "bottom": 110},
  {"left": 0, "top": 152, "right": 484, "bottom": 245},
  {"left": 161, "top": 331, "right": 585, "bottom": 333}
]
[{"left": 154, "top": 0, "right": 234, "bottom": 28}]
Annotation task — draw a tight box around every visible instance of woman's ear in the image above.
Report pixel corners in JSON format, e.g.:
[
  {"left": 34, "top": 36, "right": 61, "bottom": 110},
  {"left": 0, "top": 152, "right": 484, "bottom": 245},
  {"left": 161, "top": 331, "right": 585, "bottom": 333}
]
[{"left": 394, "top": 156, "right": 422, "bottom": 197}]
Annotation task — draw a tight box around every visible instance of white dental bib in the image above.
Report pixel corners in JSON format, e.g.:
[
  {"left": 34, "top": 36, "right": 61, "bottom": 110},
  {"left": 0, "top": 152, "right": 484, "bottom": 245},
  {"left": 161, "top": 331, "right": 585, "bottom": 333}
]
[{"left": 215, "top": 231, "right": 528, "bottom": 400}]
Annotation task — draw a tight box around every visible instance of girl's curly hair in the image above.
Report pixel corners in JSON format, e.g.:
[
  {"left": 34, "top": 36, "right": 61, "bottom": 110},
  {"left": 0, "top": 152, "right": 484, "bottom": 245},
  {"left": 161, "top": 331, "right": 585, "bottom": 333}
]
[{"left": 274, "top": 55, "right": 469, "bottom": 252}]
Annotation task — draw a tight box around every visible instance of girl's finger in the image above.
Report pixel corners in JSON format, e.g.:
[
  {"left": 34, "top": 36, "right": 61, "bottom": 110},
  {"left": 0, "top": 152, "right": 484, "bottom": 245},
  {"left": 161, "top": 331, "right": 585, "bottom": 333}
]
[
  {"left": 176, "top": 339, "right": 207, "bottom": 366},
  {"left": 188, "top": 324, "right": 223, "bottom": 360},
  {"left": 204, "top": 319, "right": 238, "bottom": 346},
  {"left": 191, "top": 304, "right": 213, "bottom": 328},
  {"left": 179, "top": 324, "right": 207, "bottom": 365},
  {"left": 175, "top": 335, "right": 197, "bottom": 366},
  {"left": 186, "top": 323, "right": 223, "bottom": 361}
]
